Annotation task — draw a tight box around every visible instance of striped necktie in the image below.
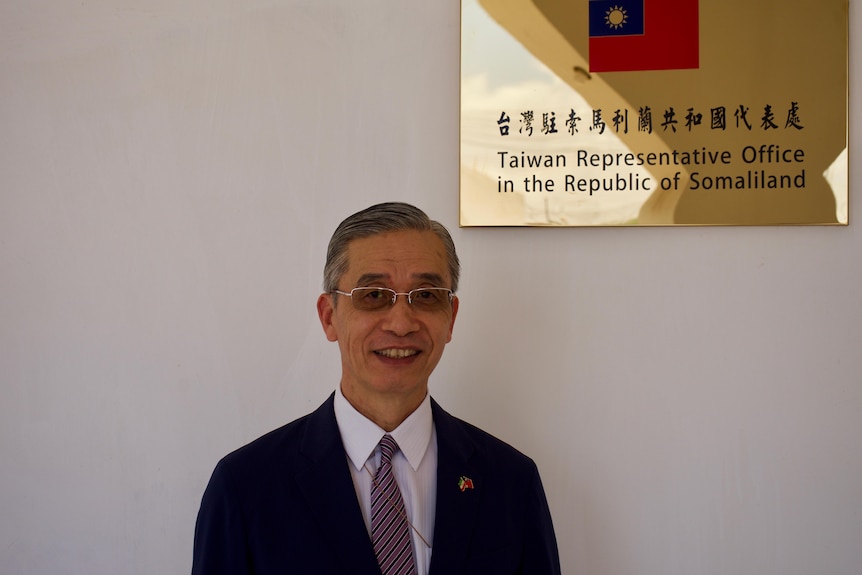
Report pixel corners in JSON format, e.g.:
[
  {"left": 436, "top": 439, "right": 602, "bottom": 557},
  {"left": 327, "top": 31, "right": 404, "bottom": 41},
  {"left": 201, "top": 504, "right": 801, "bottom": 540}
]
[{"left": 371, "top": 434, "right": 417, "bottom": 575}]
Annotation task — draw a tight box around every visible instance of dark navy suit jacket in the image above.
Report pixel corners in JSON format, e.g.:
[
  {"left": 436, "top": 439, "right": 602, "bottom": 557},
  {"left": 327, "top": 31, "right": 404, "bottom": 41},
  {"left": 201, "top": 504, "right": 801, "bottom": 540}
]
[{"left": 192, "top": 394, "right": 561, "bottom": 574}]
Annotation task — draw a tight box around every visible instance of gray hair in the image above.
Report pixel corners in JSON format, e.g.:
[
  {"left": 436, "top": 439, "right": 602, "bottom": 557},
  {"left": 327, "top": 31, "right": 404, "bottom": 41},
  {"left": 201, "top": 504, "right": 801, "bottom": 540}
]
[{"left": 323, "top": 202, "right": 460, "bottom": 293}]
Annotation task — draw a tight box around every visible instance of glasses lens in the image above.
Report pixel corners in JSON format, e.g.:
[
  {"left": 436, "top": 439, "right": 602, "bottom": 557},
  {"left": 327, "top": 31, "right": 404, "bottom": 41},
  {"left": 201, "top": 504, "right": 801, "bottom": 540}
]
[
  {"left": 351, "top": 287, "right": 393, "bottom": 311},
  {"left": 409, "top": 288, "right": 451, "bottom": 311}
]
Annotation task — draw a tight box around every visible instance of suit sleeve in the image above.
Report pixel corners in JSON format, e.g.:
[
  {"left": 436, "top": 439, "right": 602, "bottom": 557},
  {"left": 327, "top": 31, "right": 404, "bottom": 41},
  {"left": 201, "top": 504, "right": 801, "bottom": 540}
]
[
  {"left": 191, "top": 460, "right": 251, "bottom": 575},
  {"left": 522, "top": 462, "right": 562, "bottom": 575}
]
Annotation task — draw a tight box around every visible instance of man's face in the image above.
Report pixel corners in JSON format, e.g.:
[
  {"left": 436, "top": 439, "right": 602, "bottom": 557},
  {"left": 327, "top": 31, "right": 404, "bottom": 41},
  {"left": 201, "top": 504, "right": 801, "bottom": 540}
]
[{"left": 317, "top": 230, "right": 459, "bottom": 413}]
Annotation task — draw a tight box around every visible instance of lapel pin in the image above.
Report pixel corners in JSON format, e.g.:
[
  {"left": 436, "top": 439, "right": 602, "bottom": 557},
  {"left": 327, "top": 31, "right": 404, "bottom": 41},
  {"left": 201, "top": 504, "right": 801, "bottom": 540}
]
[{"left": 458, "top": 476, "right": 474, "bottom": 492}]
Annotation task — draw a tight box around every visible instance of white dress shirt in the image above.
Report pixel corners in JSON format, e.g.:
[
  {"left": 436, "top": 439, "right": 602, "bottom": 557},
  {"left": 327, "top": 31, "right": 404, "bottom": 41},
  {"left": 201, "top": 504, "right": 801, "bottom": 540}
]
[{"left": 334, "top": 388, "right": 437, "bottom": 574}]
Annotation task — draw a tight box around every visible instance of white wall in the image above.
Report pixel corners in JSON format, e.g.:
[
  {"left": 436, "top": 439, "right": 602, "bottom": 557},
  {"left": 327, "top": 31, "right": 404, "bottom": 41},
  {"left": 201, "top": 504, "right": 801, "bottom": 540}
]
[{"left": 1, "top": 2, "right": 859, "bottom": 574}]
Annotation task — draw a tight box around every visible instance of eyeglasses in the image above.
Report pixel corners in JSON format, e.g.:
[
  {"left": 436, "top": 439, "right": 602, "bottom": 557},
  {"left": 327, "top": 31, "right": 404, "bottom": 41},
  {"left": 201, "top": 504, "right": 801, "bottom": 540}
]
[{"left": 331, "top": 287, "right": 455, "bottom": 312}]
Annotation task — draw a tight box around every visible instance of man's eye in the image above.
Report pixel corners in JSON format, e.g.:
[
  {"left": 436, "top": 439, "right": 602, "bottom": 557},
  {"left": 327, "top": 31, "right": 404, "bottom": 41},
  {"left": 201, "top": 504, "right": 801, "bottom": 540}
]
[
  {"left": 365, "top": 289, "right": 388, "bottom": 300},
  {"left": 415, "top": 290, "right": 446, "bottom": 304}
]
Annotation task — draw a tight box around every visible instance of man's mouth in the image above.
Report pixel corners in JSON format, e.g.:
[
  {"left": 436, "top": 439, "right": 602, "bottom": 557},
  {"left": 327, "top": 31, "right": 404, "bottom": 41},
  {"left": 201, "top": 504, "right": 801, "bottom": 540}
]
[{"left": 375, "top": 348, "right": 419, "bottom": 359}]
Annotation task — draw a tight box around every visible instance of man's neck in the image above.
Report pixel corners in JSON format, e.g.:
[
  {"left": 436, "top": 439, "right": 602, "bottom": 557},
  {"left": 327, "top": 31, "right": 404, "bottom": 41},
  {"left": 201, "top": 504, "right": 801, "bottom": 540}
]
[{"left": 340, "top": 386, "right": 426, "bottom": 432}]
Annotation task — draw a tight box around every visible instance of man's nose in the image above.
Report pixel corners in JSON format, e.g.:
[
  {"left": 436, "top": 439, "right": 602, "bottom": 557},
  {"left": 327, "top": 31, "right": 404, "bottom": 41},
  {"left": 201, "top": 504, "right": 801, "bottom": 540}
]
[{"left": 382, "top": 294, "right": 420, "bottom": 335}]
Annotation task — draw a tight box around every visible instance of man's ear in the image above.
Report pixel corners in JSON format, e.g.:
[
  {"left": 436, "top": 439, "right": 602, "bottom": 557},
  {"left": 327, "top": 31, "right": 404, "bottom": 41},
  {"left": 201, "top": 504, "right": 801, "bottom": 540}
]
[
  {"left": 446, "top": 295, "right": 459, "bottom": 343},
  {"left": 317, "top": 293, "right": 339, "bottom": 342}
]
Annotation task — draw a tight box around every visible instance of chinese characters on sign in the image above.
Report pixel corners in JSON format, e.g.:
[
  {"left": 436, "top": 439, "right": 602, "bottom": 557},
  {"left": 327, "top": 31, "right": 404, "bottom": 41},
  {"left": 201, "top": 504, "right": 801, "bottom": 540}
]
[{"left": 497, "top": 102, "right": 805, "bottom": 136}]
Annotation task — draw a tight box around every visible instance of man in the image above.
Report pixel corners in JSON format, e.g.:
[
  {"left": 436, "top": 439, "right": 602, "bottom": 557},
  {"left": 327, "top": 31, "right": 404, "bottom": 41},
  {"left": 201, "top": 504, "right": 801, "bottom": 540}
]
[{"left": 192, "top": 202, "right": 561, "bottom": 574}]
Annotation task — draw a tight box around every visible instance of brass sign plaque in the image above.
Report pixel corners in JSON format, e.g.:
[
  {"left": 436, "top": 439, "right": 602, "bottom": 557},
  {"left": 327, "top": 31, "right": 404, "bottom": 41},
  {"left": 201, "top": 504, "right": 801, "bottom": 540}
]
[{"left": 460, "top": 0, "right": 848, "bottom": 226}]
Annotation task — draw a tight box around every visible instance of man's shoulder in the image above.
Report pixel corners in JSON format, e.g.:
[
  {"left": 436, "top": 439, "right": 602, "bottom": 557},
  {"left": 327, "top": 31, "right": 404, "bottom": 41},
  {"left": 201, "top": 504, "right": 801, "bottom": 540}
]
[
  {"left": 212, "top": 415, "right": 305, "bottom": 487},
  {"left": 431, "top": 399, "right": 536, "bottom": 469},
  {"left": 216, "top": 394, "right": 336, "bottom": 476},
  {"left": 224, "top": 415, "right": 306, "bottom": 460}
]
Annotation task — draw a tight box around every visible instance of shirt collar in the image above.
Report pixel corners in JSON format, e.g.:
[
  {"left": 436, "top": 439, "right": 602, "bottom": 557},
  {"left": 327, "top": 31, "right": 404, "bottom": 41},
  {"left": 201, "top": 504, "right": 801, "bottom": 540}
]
[{"left": 334, "top": 387, "right": 433, "bottom": 472}]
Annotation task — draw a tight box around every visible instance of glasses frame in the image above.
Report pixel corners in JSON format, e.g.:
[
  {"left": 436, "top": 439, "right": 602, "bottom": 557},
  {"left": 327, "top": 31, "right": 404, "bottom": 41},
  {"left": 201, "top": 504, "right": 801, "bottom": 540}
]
[{"left": 331, "top": 286, "right": 455, "bottom": 311}]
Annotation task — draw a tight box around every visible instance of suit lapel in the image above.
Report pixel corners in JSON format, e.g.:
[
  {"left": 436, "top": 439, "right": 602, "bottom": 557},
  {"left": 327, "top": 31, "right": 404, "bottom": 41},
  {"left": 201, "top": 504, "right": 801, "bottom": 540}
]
[
  {"left": 293, "top": 396, "right": 486, "bottom": 575},
  {"left": 428, "top": 400, "right": 481, "bottom": 575},
  {"left": 294, "top": 395, "right": 381, "bottom": 574}
]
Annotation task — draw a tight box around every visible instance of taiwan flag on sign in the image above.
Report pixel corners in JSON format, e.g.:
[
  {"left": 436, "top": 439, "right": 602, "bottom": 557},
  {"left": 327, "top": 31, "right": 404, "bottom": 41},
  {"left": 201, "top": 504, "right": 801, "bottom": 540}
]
[{"left": 589, "top": 0, "right": 699, "bottom": 73}]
